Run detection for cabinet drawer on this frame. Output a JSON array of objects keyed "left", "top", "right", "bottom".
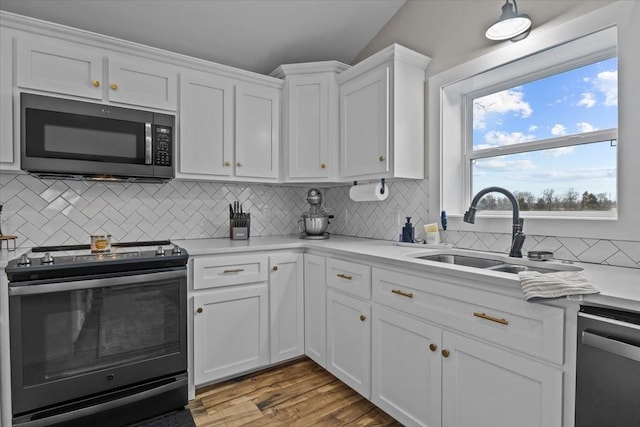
[
  {"left": 193, "top": 254, "right": 268, "bottom": 289},
  {"left": 327, "top": 258, "right": 372, "bottom": 299},
  {"left": 373, "top": 268, "right": 564, "bottom": 364}
]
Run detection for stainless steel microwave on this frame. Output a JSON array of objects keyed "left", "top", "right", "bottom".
[{"left": 21, "top": 93, "right": 175, "bottom": 182}]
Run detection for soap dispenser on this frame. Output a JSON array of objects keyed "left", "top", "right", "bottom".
[{"left": 402, "top": 217, "right": 415, "bottom": 243}]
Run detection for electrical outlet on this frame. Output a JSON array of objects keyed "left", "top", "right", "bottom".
[
  {"left": 344, "top": 207, "right": 349, "bottom": 223},
  {"left": 263, "top": 206, "right": 272, "bottom": 222},
  {"left": 396, "top": 210, "right": 404, "bottom": 226}
]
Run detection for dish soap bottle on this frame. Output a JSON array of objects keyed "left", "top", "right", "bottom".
[{"left": 402, "top": 217, "right": 415, "bottom": 243}]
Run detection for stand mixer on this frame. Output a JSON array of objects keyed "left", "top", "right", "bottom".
[{"left": 299, "top": 189, "right": 333, "bottom": 240}]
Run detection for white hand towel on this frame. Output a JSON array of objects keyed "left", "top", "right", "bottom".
[{"left": 519, "top": 270, "right": 599, "bottom": 301}]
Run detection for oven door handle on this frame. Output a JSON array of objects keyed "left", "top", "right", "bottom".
[
  {"left": 8, "top": 269, "right": 185, "bottom": 296},
  {"left": 582, "top": 330, "right": 640, "bottom": 363},
  {"left": 13, "top": 375, "right": 187, "bottom": 427}
]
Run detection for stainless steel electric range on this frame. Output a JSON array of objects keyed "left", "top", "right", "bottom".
[{"left": 5, "top": 240, "right": 189, "bottom": 427}]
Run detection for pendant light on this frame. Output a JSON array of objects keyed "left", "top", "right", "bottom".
[{"left": 485, "top": 0, "right": 532, "bottom": 41}]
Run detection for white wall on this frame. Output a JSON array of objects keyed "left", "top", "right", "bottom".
[{"left": 356, "top": 0, "right": 615, "bottom": 77}]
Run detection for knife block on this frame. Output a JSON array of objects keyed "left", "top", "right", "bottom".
[{"left": 230, "top": 214, "right": 250, "bottom": 240}]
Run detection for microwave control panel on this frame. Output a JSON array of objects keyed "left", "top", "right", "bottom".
[{"left": 154, "top": 126, "right": 172, "bottom": 166}]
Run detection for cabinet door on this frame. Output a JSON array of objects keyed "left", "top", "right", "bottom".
[
  {"left": 304, "top": 254, "right": 326, "bottom": 367},
  {"left": 287, "top": 74, "right": 330, "bottom": 179},
  {"left": 179, "top": 71, "right": 234, "bottom": 178},
  {"left": 372, "top": 305, "right": 442, "bottom": 427},
  {"left": 1, "top": 28, "right": 17, "bottom": 170},
  {"left": 108, "top": 56, "right": 177, "bottom": 110},
  {"left": 441, "top": 331, "right": 563, "bottom": 427},
  {"left": 235, "top": 83, "right": 280, "bottom": 179},
  {"left": 269, "top": 253, "right": 304, "bottom": 363},
  {"left": 193, "top": 283, "right": 269, "bottom": 385},
  {"left": 326, "top": 289, "right": 371, "bottom": 398},
  {"left": 340, "top": 66, "right": 389, "bottom": 178},
  {"left": 16, "top": 36, "right": 103, "bottom": 99}
]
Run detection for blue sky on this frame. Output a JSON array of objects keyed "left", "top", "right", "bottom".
[{"left": 472, "top": 57, "right": 618, "bottom": 201}]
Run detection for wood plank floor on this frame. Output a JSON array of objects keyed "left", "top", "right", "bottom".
[{"left": 187, "top": 357, "right": 402, "bottom": 427}]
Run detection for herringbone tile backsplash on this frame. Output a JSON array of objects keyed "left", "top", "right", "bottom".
[
  {"left": 1, "top": 173, "right": 638, "bottom": 269},
  {"left": 324, "top": 180, "right": 640, "bottom": 269},
  {"left": 0, "top": 173, "right": 309, "bottom": 248}
]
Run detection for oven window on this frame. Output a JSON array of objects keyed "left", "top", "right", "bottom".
[
  {"left": 25, "top": 109, "right": 145, "bottom": 163},
  {"left": 17, "top": 281, "right": 181, "bottom": 386}
]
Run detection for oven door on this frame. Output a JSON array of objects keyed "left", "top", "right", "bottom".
[{"left": 9, "top": 268, "right": 187, "bottom": 417}]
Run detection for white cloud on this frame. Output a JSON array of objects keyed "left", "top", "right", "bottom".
[
  {"left": 544, "top": 147, "right": 575, "bottom": 157},
  {"left": 473, "top": 88, "right": 532, "bottom": 130},
  {"left": 475, "top": 157, "right": 536, "bottom": 171},
  {"left": 576, "top": 92, "right": 596, "bottom": 108},
  {"left": 475, "top": 130, "right": 535, "bottom": 150},
  {"left": 528, "top": 125, "right": 538, "bottom": 132},
  {"left": 576, "top": 122, "right": 597, "bottom": 133},
  {"left": 595, "top": 70, "right": 617, "bottom": 106},
  {"left": 551, "top": 124, "right": 567, "bottom": 136},
  {"left": 530, "top": 167, "right": 616, "bottom": 181},
  {"left": 584, "top": 70, "right": 618, "bottom": 107}
]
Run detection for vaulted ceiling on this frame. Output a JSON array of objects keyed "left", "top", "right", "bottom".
[{"left": 0, "top": 0, "right": 406, "bottom": 75}]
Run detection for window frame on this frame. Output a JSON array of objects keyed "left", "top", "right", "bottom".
[
  {"left": 463, "top": 50, "right": 618, "bottom": 216},
  {"left": 428, "top": 1, "right": 639, "bottom": 241}
]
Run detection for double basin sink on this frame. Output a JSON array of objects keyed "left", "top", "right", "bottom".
[{"left": 406, "top": 249, "right": 582, "bottom": 274}]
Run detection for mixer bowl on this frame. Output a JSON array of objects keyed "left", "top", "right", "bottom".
[{"left": 301, "top": 216, "right": 329, "bottom": 235}]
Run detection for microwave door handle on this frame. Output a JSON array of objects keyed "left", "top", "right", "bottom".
[{"left": 145, "top": 123, "right": 152, "bottom": 165}]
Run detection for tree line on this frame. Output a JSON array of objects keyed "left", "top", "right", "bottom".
[{"left": 476, "top": 188, "right": 616, "bottom": 211}]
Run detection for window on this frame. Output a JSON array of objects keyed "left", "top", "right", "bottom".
[
  {"left": 468, "top": 57, "right": 618, "bottom": 216},
  {"left": 431, "top": 3, "right": 639, "bottom": 241}
]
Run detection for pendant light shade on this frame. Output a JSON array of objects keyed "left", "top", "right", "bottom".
[{"left": 486, "top": 0, "right": 532, "bottom": 41}]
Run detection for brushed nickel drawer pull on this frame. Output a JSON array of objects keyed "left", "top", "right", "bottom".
[
  {"left": 474, "top": 312, "right": 509, "bottom": 325},
  {"left": 223, "top": 268, "right": 245, "bottom": 274},
  {"left": 391, "top": 289, "right": 413, "bottom": 299},
  {"left": 337, "top": 273, "right": 353, "bottom": 280}
]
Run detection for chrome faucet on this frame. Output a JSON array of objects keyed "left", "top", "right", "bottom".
[{"left": 463, "top": 186, "right": 526, "bottom": 258}]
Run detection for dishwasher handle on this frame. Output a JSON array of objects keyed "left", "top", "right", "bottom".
[{"left": 582, "top": 330, "right": 640, "bottom": 363}]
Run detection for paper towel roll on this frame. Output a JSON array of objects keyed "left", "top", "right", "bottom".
[{"left": 349, "top": 182, "right": 389, "bottom": 202}]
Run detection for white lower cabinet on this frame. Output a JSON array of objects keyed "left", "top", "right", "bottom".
[
  {"left": 269, "top": 253, "right": 304, "bottom": 363},
  {"left": 372, "top": 266, "right": 565, "bottom": 427},
  {"left": 372, "top": 303, "right": 563, "bottom": 427},
  {"left": 304, "top": 254, "right": 327, "bottom": 367},
  {"left": 372, "top": 304, "right": 441, "bottom": 427},
  {"left": 192, "top": 252, "right": 303, "bottom": 387},
  {"left": 441, "top": 331, "right": 562, "bottom": 427},
  {"left": 193, "top": 283, "right": 269, "bottom": 385},
  {"left": 326, "top": 288, "right": 371, "bottom": 399}
]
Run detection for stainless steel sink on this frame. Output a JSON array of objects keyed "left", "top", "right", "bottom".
[
  {"left": 485, "top": 264, "right": 558, "bottom": 274},
  {"left": 414, "top": 254, "right": 504, "bottom": 269},
  {"left": 406, "top": 250, "right": 582, "bottom": 274}
]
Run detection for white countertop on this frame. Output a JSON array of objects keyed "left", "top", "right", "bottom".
[
  {"left": 173, "top": 235, "right": 640, "bottom": 313},
  {"left": 2, "top": 235, "right": 638, "bottom": 311}
]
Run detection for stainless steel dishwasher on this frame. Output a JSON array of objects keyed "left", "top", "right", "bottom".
[{"left": 575, "top": 305, "right": 640, "bottom": 427}]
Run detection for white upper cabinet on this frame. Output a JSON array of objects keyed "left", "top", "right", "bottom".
[
  {"left": 235, "top": 82, "right": 280, "bottom": 180},
  {"left": 178, "top": 70, "right": 235, "bottom": 178},
  {"left": 272, "top": 62, "right": 349, "bottom": 182},
  {"left": 0, "top": 27, "right": 18, "bottom": 170},
  {"left": 178, "top": 72, "right": 281, "bottom": 182},
  {"left": 338, "top": 44, "right": 431, "bottom": 181},
  {"left": 340, "top": 66, "right": 390, "bottom": 178},
  {"left": 16, "top": 36, "right": 103, "bottom": 100},
  {"left": 107, "top": 55, "right": 177, "bottom": 110},
  {"left": 16, "top": 35, "right": 177, "bottom": 110}
]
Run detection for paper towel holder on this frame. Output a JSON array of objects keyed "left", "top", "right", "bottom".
[{"left": 353, "top": 179, "right": 385, "bottom": 194}]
